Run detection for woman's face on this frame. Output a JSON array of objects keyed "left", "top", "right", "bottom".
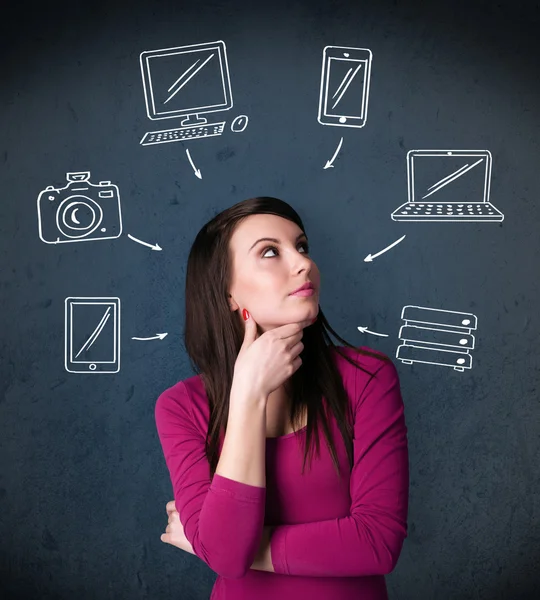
[{"left": 228, "top": 213, "right": 320, "bottom": 332}]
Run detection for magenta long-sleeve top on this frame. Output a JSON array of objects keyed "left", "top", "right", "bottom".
[{"left": 155, "top": 346, "right": 410, "bottom": 599}]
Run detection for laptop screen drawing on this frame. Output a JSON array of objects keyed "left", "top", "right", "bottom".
[{"left": 410, "top": 152, "right": 490, "bottom": 204}]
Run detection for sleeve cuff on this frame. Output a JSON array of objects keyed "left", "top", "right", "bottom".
[
  {"left": 210, "top": 473, "right": 266, "bottom": 503},
  {"left": 270, "top": 525, "right": 289, "bottom": 574}
]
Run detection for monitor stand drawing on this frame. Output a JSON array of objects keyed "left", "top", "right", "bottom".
[{"left": 139, "top": 41, "right": 234, "bottom": 146}]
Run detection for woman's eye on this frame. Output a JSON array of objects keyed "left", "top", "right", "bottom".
[{"left": 262, "top": 242, "right": 309, "bottom": 258}]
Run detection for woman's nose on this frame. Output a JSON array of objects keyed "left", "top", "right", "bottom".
[{"left": 295, "top": 255, "right": 313, "bottom": 272}]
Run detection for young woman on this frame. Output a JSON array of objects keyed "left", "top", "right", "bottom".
[{"left": 156, "top": 197, "right": 409, "bottom": 600}]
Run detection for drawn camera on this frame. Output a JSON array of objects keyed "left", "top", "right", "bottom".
[{"left": 37, "top": 172, "right": 123, "bottom": 244}]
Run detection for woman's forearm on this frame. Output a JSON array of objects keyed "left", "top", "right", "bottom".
[{"left": 215, "top": 386, "right": 267, "bottom": 487}]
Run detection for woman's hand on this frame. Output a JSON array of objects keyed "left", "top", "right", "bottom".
[
  {"left": 161, "top": 500, "right": 274, "bottom": 571},
  {"left": 161, "top": 500, "right": 195, "bottom": 555},
  {"left": 232, "top": 312, "right": 313, "bottom": 401}
]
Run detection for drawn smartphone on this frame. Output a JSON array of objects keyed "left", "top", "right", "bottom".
[
  {"left": 65, "top": 297, "right": 121, "bottom": 373},
  {"left": 318, "top": 45, "right": 372, "bottom": 128}
]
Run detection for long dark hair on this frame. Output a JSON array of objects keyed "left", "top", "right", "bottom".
[{"left": 184, "top": 197, "right": 391, "bottom": 481}]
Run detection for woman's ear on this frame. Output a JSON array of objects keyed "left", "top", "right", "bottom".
[{"left": 227, "top": 293, "right": 239, "bottom": 312}]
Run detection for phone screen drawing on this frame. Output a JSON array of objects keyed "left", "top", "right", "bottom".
[
  {"left": 65, "top": 297, "right": 121, "bottom": 373},
  {"left": 318, "top": 46, "right": 372, "bottom": 128}
]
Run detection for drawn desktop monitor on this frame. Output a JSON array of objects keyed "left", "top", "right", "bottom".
[
  {"left": 391, "top": 149, "right": 504, "bottom": 222},
  {"left": 65, "top": 297, "right": 120, "bottom": 373},
  {"left": 139, "top": 40, "right": 233, "bottom": 145}
]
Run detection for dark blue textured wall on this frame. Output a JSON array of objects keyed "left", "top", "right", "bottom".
[{"left": 1, "top": 0, "right": 539, "bottom": 598}]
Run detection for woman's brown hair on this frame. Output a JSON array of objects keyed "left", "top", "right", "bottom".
[{"left": 184, "top": 197, "right": 391, "bottom": 481}]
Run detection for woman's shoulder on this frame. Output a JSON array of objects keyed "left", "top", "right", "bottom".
[
  {"left": 331, "top": 345, "right": 401, "bottom": 416},
  {"left": 332, "top": 344, "right": 393, "bottom": 373},
  {"left": 332, "top": 344, "right": 398, "bottom": 390},
  {"left": 154, "top": 374, "right": 207, "bottom": 419}
]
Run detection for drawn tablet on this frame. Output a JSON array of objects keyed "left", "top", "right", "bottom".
[
  {"left": 65, "top": 297, "right": 121, "bottom": 373},
  {"left": 318, "top": 45, "right": 372, "bottom": 128}
]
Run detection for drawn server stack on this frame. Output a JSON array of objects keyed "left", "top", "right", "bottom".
[{"left": 396, "top": 306, "right": 478, "bottom": 372}]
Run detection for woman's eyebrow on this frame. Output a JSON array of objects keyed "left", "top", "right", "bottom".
[{"left": 249, "top": 232, "right": 307, "bottom": 253}]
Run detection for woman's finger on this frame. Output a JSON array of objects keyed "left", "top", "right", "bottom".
[
  {"left": 166, "top": 500, "right": 176, "bottom": 513},
  {"left": 169, "top": 511, "right": 180, "bottom": 522}
]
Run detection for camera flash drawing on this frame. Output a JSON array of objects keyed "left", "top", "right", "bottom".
[
  {"left": 391, "top": 150, "right": 504, "bottom": 222},
  {"left": 318, "top": 46, "right": 372, "bottom": 128},
  {"left": 65, "top": 297, "right": 121, "bottom": 373},
  {"left": 37, "top": 172, "right": 122, "bottom": 244},
  {"left": 139, "top": 40, "right": 235, "bottom": 145},
  {"left": 396, "top": 305, "right": 478, "bottom": 372}
]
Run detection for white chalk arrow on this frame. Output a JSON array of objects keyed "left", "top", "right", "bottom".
[
  {"left": 364, "top": 234, "right": 406, "bottom": 262},
  {"left": 127, "top": 234, "right": 162, "bottom": 251},
  {"left": 357, "top": 326, "right": 389, "bottom": 338},
  {"left": 324, "top": 137, "right": 344, "bottom": 169},
  {"left": 186, "top": 148, "right": 202, "bottom": 179},
  {"left": 131, "top": 333, "right": 169, "bottom": 341}
]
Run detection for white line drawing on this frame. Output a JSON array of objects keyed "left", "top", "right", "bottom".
[
  {"left": 231, "top": 114, "right": 249, "bottom": 132},
  {"left": 318, "top": 46, "right": 372, "bottom": 128},
  {"left": 65, "top": 297, "right": 121, "bottom": 373},
  {"left": 357, "top": 326, "right": 389, "bottom": 337},
  {"left": 323, "top": 136, "right": 344, "bottom": 169},
  {"left": 139, "top": 40, "right": 233, "bottom": 146},
  {"left": 186, "top": 148, "right": 202, "bottom": 179},
  {"left": 127, "top": 234, "right": 162, "bottom": 251},
  {"left": 131, "top": 333, "right": 168, "bottom": 341},
  {"left": 364, "top": 234, "right": 406, "bottom": 262},
  {"left": 396, "top": 305, "right": 478, "bottom": 372},
  {"left": 37, "top": 172, "right": 122, "bottom": 244},
  {"left": 391, "top": 150, "right": 504, "bottom": 222}
]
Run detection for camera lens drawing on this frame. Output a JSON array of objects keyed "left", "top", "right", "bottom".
[{"left": 37, "top": 172, "right": 123, "bottom": 244}]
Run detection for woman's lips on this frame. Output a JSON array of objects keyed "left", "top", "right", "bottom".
[{"left": 289, "top": 288, "right": 316, "bottom": 297}]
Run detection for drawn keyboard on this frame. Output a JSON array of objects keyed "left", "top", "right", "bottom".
[
  {"left": 395, "top": 203, "right": 503, "bottom": 218},
  {"left": 140, "top": 122, "right": 226, "bottom": 146}
]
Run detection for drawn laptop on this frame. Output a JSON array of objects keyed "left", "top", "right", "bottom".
[{"left": 391, "top": 149, "right": 504, "bottom": 222}]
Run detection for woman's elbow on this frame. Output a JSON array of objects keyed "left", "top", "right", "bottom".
[{"left": 208, "top": 555, "right": 251, "bottom": 579}]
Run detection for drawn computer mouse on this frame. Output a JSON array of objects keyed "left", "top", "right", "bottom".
[{"left": 231, "top": 114, "right": 249, "bottom": 133}]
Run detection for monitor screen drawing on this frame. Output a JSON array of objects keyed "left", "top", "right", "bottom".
[{"left": 140, "top": 40, "right": 233, "bottom": 125}]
